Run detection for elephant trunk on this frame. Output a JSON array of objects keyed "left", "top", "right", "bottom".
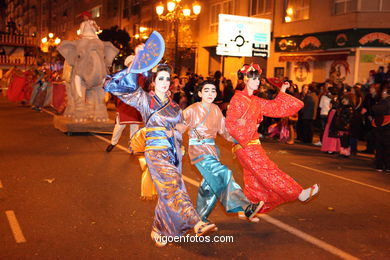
[{"left": 83, "top": 50, "right": 106, "bottom": 88}]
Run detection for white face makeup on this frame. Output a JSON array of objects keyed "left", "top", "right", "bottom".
[
  {"left": 246, "top": 76, "right": 260, "bottom": 91},
  {"left": 198, "top": 84, "right": 217, "bottom": 104},
  {"left": 154, "top": 71, "right": 171, "bottom": 96}
]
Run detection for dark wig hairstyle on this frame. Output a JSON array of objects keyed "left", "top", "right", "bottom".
[
  {"left": 195, "top": 80, "right": 216, "bottom": 102},
  {"left": 152, "top": 64, "right": 172, "bottom": 82}
]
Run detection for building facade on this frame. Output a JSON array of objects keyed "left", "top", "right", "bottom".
[
  {"left": 2, "top": 0, "right": 389, "bottom": 85},
  {"left": 270, "top": 0, "right": 390, "bottom": 87}
]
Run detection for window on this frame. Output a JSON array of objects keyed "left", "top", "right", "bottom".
[
  {"left": 284, "top": 0, "right": 310, "bottom": 23},
  {"left": 250, "top": 0, "right": 272, "bottom": 16},
  {"left": 209, "top": 0, "right": 234, "bottom": 32},
  {"left": 333, "top": 0, "right": 357, "bottom": 14},
  {"left": 333, "top": 0, "right": 390, "bottom": 15}
]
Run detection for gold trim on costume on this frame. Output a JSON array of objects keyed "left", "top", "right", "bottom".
[
  {"left": 138, "top": 156, "right": 157, "bottom": 200},
  {"left": 146, "top": 136, "right": 167, "bottom": 140},
  {"left": 145, "top": 145, "right": 168, "bottom": 150},
  {"left": 145, "top": 127, "right": 166, "bottom": 132},
  {"left": 232, "top": 139, "right": 261, "bottom": 154}
]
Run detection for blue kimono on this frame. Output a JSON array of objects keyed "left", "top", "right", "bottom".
[{"left": 104, "top": 69, "right": 200, "bottom": 236}]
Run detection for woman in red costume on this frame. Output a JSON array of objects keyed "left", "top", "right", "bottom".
[{"left": 225, "top": 64, "right": 319, "bottom": 214}]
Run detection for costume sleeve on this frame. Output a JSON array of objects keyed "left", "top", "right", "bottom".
[
  {"left": 182, "top": 106, "right": 193, "bottom": 127},
  {"left": 216, "top": 107, "right": 234, "bottom": 142},
  {"left": 104, "top": 69, "right": 148, "bottom": 115},
  {"left": 226, "top": 93, "right": 258, "bottom": 146},
  {"left": 180, "top": 106, "right": 193, "bottom": 133},
  {"left": 79, "top": 21, "right": 86, "bottom": 34},
  {"left": 257, "top": 92, "right": 304, "bottom": 119}
]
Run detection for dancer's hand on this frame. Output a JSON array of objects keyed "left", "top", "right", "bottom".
[
  {"left": 135, "top": 44, "right": 145, "bottom": 56},
  {"left": 280, "top": 81, "right": 290, "bottom": 93},
  {"left": 237, "top": 118, "right": 246, "bottom": 126},
  {"left": 175, "top": 123, "right": 187, "bottom": 134}
]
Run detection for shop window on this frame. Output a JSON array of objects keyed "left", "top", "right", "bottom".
[
  {"left": 209, "top": 0, "right": 234, "bottom": 32},
  {"left": 284, "top": 0, "right": 310, "bottom": 23},
  {"left": 274, "top": 67, "right": 285, "bottom": 78},
  {"left": 250, "top": 0, "right": 272, "bottom": 16}
]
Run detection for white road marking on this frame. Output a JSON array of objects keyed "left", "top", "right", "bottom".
[
  {"left": 259, "top": 215, "right": 359, "bottom": 260},
  {"left": 93, "top": 134, "right": 129, "bottom": 153},
  {"left": 5, "top": 210, "right": 26, "bottom": 243},
  {"left": 182, "top": 175, "right": 200, "bottom": 187},
  {"left": 291, "top": 162, "right": 390, "bottom": 193},
  {"left": 41, "top": 108, "right": 56, "bottom": 116},
  {"left": 93, "top": 134, "right": 360, "bottom": 259}
]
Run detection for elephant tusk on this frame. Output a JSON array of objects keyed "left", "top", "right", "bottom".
[{"left": 74, "top": 74, "right": 83, "bottom": 98}]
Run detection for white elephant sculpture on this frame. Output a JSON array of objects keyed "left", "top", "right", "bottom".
[{"left": 57, "top": 38, "right": 119, "bottom": 122}]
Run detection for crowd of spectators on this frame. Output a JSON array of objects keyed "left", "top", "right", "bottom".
[{"left": 165, "top": 64, "right": 390, "bottom": 173}]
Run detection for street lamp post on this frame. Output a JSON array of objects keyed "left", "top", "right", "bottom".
[
  {"left": 41, "top": 33, "right": 61, "bottom": 68},
  {"left": 156, "top": 0, "right": 201, "bottom": 74}
]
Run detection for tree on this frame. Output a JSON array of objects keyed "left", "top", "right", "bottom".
[{"left": 99, "top": 26, "right": 132, "bottom": 68}]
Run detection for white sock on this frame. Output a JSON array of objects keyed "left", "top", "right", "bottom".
[{"left": 298, "top": 184, "right": 319, "bottom": 201}]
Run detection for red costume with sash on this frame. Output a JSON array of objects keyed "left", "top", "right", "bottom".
[{"left": 226, "top": 88, "right": 304, "bottom": 213}]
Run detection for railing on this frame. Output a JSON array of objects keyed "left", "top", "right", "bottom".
[
  {"left": 0, "top": 34, "right": 37, "bottom": 46},
  {"left": 0, "top": 55, "right": 36, "bottom": 66}
]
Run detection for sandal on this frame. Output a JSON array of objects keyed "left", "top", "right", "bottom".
[
  {"left": 195, "top": 221, "right": 217, "bottom": 237},
  {"left": 244, "top": 201, "right": 264, "bottom": 220},
  {"left": 303, "top": 184, "right": 320, "bottom": 202},
  {"left": 238, "top": 211, "right": 260, "bottom": 223}
]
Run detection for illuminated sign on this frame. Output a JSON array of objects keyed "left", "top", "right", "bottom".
[{"left": 216, "top": 14, "right": 271, "bottom": 57}]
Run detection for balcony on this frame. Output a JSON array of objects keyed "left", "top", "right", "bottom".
[
  {"left": 0, "top": 55, "right": 36, "bottom": 66},
  {"left": 0, "top": 33, "right": 37, "bottom": 47}
]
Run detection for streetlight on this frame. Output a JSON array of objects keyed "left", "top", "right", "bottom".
[
  {"left": 155, "top": 0, "right": 201, "bottom": 74},
  {"left": 41, "top": 33, "right": 61, "bottom": 68}
]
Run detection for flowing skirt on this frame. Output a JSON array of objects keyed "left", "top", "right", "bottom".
[
  {"left": 321, "top": 110, "right": 340, "bottom": 153},
  {"left": 145, "top": 149, "right": 200, "bottom": 236},
  {"left": 235, "top": 144, "right": 303, "bottom": 213}
]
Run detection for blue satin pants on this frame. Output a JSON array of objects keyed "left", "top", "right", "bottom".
[{"left": 195, "top": 155, "right": 250, "bottom": 221}]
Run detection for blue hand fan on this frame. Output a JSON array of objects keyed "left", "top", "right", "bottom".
[{"left": 129, "top": 31, "right": 165, "bottom": 73}]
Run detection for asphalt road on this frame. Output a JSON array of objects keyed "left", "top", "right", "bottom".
[{"left": 1, "top": 96, "right": 389, "bottom": 260}]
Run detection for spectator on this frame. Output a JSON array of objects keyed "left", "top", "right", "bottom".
[
  {"left": 316, "top": 87, "right": 332, "bottom": 146},
  {"left": 333, "top": 95, "right": 354, "bottom": 157},
  {"left": 300, "top": 84, "right": 318, "bottom": 143},
  {"left": 213, "top": 70, "right": 223, "bottom": 102},
  {"left": 235, "top": 65, "right": 247, "bottom": 91},
  {"left": 361, "top": 84, "right": 380, "bottom": 153},
  {"left": 372, "top": 83, "right": 390, "bottom": 172},
  {"left": 349, "top": 86, "right": 364, "bottom": 155},
  {"left": 374, "top": 66, "right": 386, "bottom": 84},
  {"left": 221, "top": 79, "right": 234, "bottom": 116}
]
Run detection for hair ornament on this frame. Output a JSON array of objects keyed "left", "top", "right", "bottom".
[{"left": 240, "top": 64, "right": 262, "bottom": 75}]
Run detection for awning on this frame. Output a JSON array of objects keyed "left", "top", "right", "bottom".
[{"left": 279, "top": 51, "right": 350, "bottom": 62}]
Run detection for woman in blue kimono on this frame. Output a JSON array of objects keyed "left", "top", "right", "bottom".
[{"left": 104, "top": 47, "right": 216, "bottom": 247}]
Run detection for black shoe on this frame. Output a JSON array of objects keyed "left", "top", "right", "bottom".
[
  {"left": 106, "top": 144, "right": 116, "bottom": 152},
  {"left": 244, "top": 201, "right": 264, "bottom": 220},
  {"left": 360, "top": 149, "right": 374, "bottom": 154}
]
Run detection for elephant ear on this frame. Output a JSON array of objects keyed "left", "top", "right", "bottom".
[
  {"left": 57, "top": 40, "right": 77, "bottom": 66},
  {"left": 103, "top": 41, "right": 119, "bottom": 67}
]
